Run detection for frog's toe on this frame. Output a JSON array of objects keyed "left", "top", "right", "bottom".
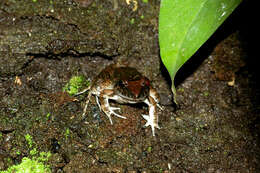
[
  {"left": 110, "top": 107, "right": 121, "bottom": 111},
  {"left": 114, "top": 113, "right": 127, "bottom": 119},
  {"left": 109, "top": 107, "right": 126, "bottom": 119},
  {"left": 107, "top": 115, "right": 113, "bottom": 125},
  {"left": 105, "top": 111, "right": 126, "bottom": 125},
  {"left": 112, "top": 111, "right": 126, "bottom": 119},
  {"left": 157, "top": 104, "right": 163, "bottom": 110}
]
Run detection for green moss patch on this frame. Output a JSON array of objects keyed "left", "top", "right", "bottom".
[
  {"left": 1, "top": 152, "right": 51, "bottom": 173},
  {"left": 63, "top": 75, "right": 89, "bottom": 95}
]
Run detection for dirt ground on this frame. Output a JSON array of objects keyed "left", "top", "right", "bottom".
[{"left": 0, "top": 0, "right": 259, "bottom": 172}]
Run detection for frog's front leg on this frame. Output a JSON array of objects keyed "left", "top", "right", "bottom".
[
  {"left": 99, "top": 89, "right": 127, "bottom": 124},
  {"left": 142, "top": 93, "right": 160, "bottom": 136}
]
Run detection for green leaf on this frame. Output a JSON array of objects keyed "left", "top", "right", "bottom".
[{"left": 159, "top": 0, "right": 241, "bottom": 103}]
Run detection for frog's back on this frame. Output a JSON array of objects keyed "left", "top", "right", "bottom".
[
  {"left": 114, "top": 67, "right": 143, "bottom": 82},
  {"left": 90, "top": 64, "right": 118, "bottom": 92},
  {"left": 91, "top": 64, "right": 143, "bottom": 91},
  {"left": 93, "top": 64, "right": 131, "bottom": 83}
]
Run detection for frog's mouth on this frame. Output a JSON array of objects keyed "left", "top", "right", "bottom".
[{"left": 116, "top": 93, "right": 146, "bottom": 103}]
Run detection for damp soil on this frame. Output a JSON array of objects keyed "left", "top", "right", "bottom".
[{"left": 0, "top": 0, "right": 259, "bottom": 172}]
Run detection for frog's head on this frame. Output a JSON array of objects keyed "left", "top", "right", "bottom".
[{"left": 115, "top": 77, "right": 150, "bottom": 101}]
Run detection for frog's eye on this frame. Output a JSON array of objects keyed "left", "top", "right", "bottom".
[
  {"left": 119, "top": 80, "right": 128, "bottom": 87},
  {"left": 123, "top": 81, "right": 128, "bottom": 86},
  {"left": 140, "top": 78, "right": 150, "bottom": 87},
  {"left": 140, "top": 79, "right": 145, "bottom": 86}
]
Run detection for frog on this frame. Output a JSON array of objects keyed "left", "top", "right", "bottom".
[{"left": 77, "top": 63, "right": 162, "bottom": 136}]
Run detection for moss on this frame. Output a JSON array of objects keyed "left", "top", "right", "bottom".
[
  {"left": 30, "top": 148, "right": 38, "bottom": 156},
  {"left": 1, "top": 151, "right": 51, "bottom": 173},
  {"left": 65, "top": 128, "right": 70, "bottom": 140},
  {"left": 46, "top": 113, "right": 51, "bottom": 120},
  {"left": 203, "top": 91, "right": 209, "bottom": 97},
  {"left": 25, "top": 134, "right": 33, "bottom": 148},
  {"left": 1, "top": 157, "right": 50, "bottom": 173},
  {"left": 63, "top": 75, "right": 89, "bottom": 95},
  {"left": 147, "top": 146, "right": 152, "bottom": 153},
  {"left": 130, "top": 18, "right": 135, "bottom": 24},
  {"left": 16, "top": 150, "right": 21, "bottom": 155}
]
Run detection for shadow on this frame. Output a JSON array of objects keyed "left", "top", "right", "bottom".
[
  {"left": 160, "top": 1, "right": 260, "bottom": 168},
  {"left": 238, "top": 1, "right": 260, "bottom": 108},
  {"left": 238, "top": 0, "right": 260, "bottom": 168}
]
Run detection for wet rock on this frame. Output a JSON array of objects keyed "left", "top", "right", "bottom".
[{"left": 0, "top": 53, "right": 29, "bottom": 77}]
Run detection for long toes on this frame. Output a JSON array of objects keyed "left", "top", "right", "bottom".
[
  {"left": 109, "top": 107, "right": 125, "bottom": 119},
  {"left": 113, "top": 112, "right": 126, "bottom": 119},
  {"left": 110, "top": 107, "right": 121, "bottom": 111},
  {"left": 157, "top": 104, "right": 163, "bottom": 110},
  {"left": 108, "top": 115, "right": 113, "bottom": 125}
]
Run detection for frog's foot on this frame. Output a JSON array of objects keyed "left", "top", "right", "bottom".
[
  {"left": 100, "top": 92, "right": 127, "bottom": 124},
  {"left": 103, "top": 106, "right": 126, "bottom": 125},
  {"left": 142, "top": 114, "right": 160, "bottom": 136}
]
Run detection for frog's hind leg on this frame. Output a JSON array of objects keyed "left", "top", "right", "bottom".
[{"left": 99, "top": 89, "right": 126, "bottom": 125}]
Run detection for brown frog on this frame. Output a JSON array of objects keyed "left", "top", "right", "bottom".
[{"left": 77, "top": 64, "right": 162, "bottom": 136}]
